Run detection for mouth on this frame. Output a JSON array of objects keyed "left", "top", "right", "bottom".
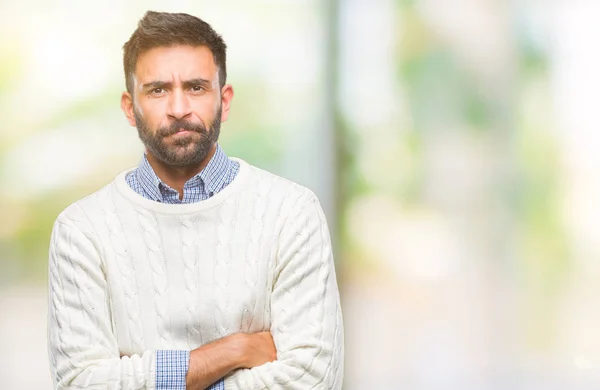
[{"left": 172, "top": 129, "right": 194, "bottom": 136}]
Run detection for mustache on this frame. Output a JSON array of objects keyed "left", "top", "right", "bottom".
[{"left": 156, "top": 120, "right": 207, "bottom": 137}]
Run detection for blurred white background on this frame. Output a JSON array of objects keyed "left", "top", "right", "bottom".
[{"left": 2, "top": 0, "right": 600, "bottom": 388}]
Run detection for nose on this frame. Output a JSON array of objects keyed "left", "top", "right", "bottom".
[{"left": 167, "top": 88, "right": 192, "bottom": 120}]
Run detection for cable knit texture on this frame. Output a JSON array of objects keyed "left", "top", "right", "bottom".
[{"left": 47, "top": 158, "right": 344, "bottom": 389}]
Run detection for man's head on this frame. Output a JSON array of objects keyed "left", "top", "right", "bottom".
[{"left": 121, "top": 11, "right": 233, "bottom": 168}]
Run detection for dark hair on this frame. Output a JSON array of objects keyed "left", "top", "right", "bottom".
[{"left": 122, "top": 10, "right": 227, "bottom": 94}]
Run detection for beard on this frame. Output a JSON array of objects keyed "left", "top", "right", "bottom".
[{"left": 134, "top": 106, "right": 222, "bottom": 167}]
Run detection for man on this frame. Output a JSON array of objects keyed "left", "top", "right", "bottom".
[{"left": 47, "top": 10, "right": 344, "bottom": 390}]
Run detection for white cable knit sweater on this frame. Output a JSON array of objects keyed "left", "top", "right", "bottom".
[{"left": 47, "top": 158, "right": 344, "bottom": 389}]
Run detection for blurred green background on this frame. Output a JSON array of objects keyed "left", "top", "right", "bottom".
[{"left": 2, "top": 0, "right": 600, "bottom": 388}]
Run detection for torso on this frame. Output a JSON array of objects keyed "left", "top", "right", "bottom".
[{"left": 70, "top": 161, "right": 308, "bottom": 356}]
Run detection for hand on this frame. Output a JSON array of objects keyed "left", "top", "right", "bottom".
[
  {"left": 238, "top": 331, "right": 277, "bottom": 368},
  {"left": 186, "top": 331, "right": 277, "bottom": 390}
]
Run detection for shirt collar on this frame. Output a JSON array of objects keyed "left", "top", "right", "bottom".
[
  {"left": 196, "top": 144, "right": 232, "bottom": 195},
  {"left": 135, "top": 144, "right": 233, "bottom": 202},
  {"left": 135, "top": 153, "right": 163, "bottom": 202}
]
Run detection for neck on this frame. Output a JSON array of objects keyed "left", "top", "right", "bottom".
[{"left": 146, "top": 144, "right": 217, "bottom": 199}]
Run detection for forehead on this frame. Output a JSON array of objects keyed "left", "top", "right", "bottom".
[{"left": 134, "top": 45, "right": 217, "bottom": 82}]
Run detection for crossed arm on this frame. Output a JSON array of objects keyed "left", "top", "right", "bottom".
[
  {"left": 184, "top": 332, "right": 276, "bottom": 390},
  {"left": 48, "top": 196, "right": 343, "bottom": 389}
]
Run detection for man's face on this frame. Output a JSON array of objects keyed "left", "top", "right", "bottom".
[{"left": 122, "top": 45, "right": 232, "bottom": 167}]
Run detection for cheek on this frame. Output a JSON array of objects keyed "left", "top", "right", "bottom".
[
  {"left": 191, "top": 96, "right": 220, "bottom": 120},
  {"left": 134, "top": 103, "right": 145, "bottom": 118},
  {"left": 137, "top": 99, "right": 168, "bottom": 127},
  {"left": 133, "top": 96, "right": 153, "bottom": 118}
]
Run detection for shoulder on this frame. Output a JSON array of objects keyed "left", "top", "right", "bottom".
[
  {"left": 238, "top": 161, "right": 321, "bottom": 220},
  {"left": 243, "top": 162, "right": 317, "bottom": 200},
  {"left": 241, "top": 162, "right": 319, "bottom": 211},
  {"left": 53, "top": 175, "right": 124, "bottom": 229}
]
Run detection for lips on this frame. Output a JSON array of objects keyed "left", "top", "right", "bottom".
[
  {"left": 157, "top": 121, "right": 205, "bottom": 137},
  {"left": 170, "top": 128, "right": 200, "bottom": 137}
]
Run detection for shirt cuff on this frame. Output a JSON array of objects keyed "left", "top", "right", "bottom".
[{"left": 155, "top": 350, "right": 190, "bottom": 390}]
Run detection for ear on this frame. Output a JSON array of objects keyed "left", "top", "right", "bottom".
[
  {"left": 121, "top": 91, "right": 137, "bottom": 127},
  {"left": 220, "top": 84, "right": 234, "bottom": 123}
]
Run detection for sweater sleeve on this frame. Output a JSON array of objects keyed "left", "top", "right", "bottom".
[
  {"left": 224, "top": 195, "right": 345, "bottom": 390},
  {"left": 47, "top": 215, "right": 157, "bottom": 389}
]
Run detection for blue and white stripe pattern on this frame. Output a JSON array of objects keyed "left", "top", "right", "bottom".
[
  {"left": 155, "top": 350, "right": 225, "bottom": 389},
  {"left": 127, "top": 143, "right": 238, "bottom": 389},
  {"left": 126, "top": 143, "right": 240, "bottom": 204},
  {"left": 155, "top": 350, "right": 189, "bottom": 389}
]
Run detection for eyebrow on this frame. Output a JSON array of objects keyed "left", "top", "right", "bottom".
[{"left": 141, "top": 78, "right": 212, "bottom": 91}]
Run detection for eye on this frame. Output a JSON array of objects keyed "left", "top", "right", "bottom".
[
  {"left": 190, "top": 85, "right": 204, "bottom": 92},
  {"left": 150, "top": 88, "right": 165, "bottom": 94}
]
